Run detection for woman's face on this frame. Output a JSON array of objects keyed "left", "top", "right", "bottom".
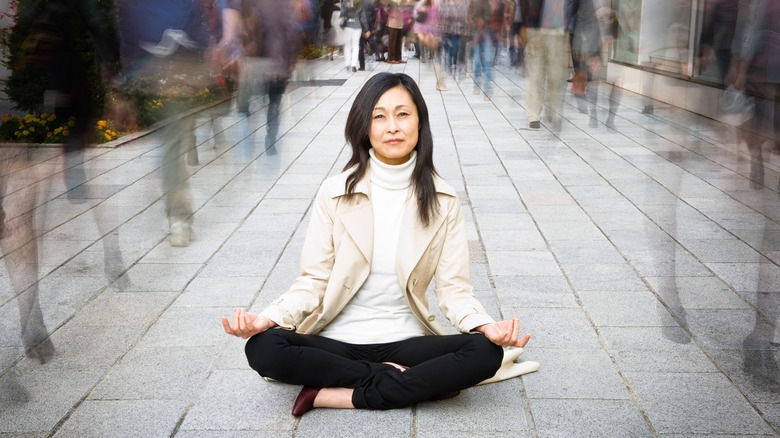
[{"left": 369, "top": 85, "right": 419, "bottom": 165}]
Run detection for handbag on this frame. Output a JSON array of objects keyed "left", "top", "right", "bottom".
[
  {"left": 719, "top": 85, "right": 754, "bottom": 126},
  {"left": 339, "top": 14, "right": 348, "bottom": 28},
  {"left": 415, "top": 10, "right": 427, "bottom": 23}
]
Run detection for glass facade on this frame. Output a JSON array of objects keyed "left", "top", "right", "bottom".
[{"left": 611, "top": 0, "right": 731, "bottom": 86}]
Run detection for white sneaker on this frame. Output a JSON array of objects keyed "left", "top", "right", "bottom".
[{"left": 169, "top": 221, "right": 191, "bottom": 247}]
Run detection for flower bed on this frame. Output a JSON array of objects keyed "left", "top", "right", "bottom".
[{"left": 0, "top": 84, "right": 219, "bottom": 146}]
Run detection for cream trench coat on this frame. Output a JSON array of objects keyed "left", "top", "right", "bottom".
[{"left": 260, "top": 168, "right": 539, "bottom": 383}]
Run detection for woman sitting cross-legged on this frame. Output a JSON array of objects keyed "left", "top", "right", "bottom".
[{"left": 222, "top": 72, "right": 537, "bottom": 417}]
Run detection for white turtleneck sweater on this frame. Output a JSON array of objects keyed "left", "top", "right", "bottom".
[{"left": 318, "top": 149, "right": 428, "bottom": 344}]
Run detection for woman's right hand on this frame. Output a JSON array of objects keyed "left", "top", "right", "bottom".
[{"left": 221, "top": 308, "right": 277, "bottom": 339}]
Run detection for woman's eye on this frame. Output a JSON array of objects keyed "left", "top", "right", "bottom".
[{"left": 373, "top": 114, "right": 384, "bottom": 119}]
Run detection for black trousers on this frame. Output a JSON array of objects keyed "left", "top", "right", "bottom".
[{"left": 245, "top": 329, "right": 503, "bottom": 410}]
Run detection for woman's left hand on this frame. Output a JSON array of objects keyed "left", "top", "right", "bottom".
[{"left": 477, "top": 319, "right": 530, "bottom": 348}]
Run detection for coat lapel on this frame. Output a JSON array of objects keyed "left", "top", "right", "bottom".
[
  {"left": 340, "top": 199, "right": 373, "bottom": 263},
  {"left": 333, "top": 173, "right": 374, "bottom": 264}
]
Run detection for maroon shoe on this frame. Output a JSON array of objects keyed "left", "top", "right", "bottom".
[{"left": 292, "top": 386, "right": 321, "bottom": 417}]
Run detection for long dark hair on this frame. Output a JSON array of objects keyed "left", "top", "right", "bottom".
[{"left": 343, "top": 72, "right": 439, "bottom": 227}]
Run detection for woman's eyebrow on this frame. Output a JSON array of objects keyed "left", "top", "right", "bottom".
[{"left": 373, "top": 105, "right": 412, "bottom": 111}]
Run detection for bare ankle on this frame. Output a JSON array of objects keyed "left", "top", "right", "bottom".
[{"left": 313, "top": 387, "right": 355, "bottom": 409}]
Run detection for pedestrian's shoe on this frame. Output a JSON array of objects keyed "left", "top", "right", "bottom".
[
  {"left": 642, "top": 105, "right": 653, "bottom": 115},
  {"left": 169, "top": 221, "right": 191, "bottom": 247},
  {"left": 529, "top": 121, "right": 540, "bottom": 129},
  {"left": 352, "top": 66, "right": 357, "bottom": 72},
  {"left": 292, "top": 386, "right": 321, "bottom": 417},
  {"left": 186, "top": 148, "right": 199, "bottom": 166}
]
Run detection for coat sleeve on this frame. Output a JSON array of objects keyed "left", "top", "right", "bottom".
[
  {"left": 433, "top": 196, "right": 496, "bottom": 333},
  {"left": 260, "top": 182, "right": 337, "bottom": 330}
]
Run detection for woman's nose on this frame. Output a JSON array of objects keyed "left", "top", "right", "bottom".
[{"left": 387, "top": 116, "right": 399, "bottom": 132}]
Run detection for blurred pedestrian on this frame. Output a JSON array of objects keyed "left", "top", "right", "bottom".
[
  {"left": 386, "top": 0, "right": 406, "bottom": 63},
  {"left": 321, "top": 0, "right": 340, "bottom": 60},
  {"left": 341, "top": 0, "right": 364, "bottom": 71},
  {"left": 570, "top": 0, "right": 612, "bottom": 127},
  {"left": 116, "top": 0, "right": 243, "bottom": 246},
  {"left": 470, "top": 0, "right": 503, "bottom": 96},
  {"left": 523, "top": 0, "right": 574, "bottom": 129},
  {"left": 238, "top": 0, "right": 301, "bottom": 150}
]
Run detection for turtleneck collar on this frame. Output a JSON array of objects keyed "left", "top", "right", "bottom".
[{"left": 368, "top": 148, "right": 417, "bottom": 190}]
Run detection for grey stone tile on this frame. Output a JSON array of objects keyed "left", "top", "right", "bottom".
[
  {"left": 578, "top": 290, "right": 673, "bottom": 327},
  {"left": 0, "top": 368, "right": 102, "bottom": 434},
  {"left": 756, "top": 401, "right": 780, "bottom": 431},
  {"left": 114, "top": 263, "right": 202, "bottom": 292},
  {"left": 296, "top": 408, "right": 412, "bottom": 437},
  {"left": 140, "top": 237, "right": 226, "bottom": 264},
  {"left": 470, "top": 198, "right": 528, "bottom": 214},
  {"left": 705, "top": 348, "right": 780, "bottom": 405},
  {"left": 16, "top": 322, "right": 138, "bottom": 372},
  {"left": 53, "top": 400, "right": 187, "bottom": 438},
  {"left": 606, "top": 341, "right": 718, "bottom": 374},
  {"left": 548, "top": 240, "right": 625, "bottom": 265},
  {"left": 198, "top": 249, "right": 279, "bottom": 277},
  {"left": 529, "top": 399, "right": 653, "bottom": 438},
  {"left": 417, "top": 379, "right": 530, "bottom": 433},
  {"left": 645, "top": 276, "right": 751, "bottom": 310},
  {"left": 493, "top": 275, "right": 577, "bottom": 308},
  {"left": 562, "top": 263, "right": 648, "bottom": 291},
  {"left": 67, "top": 291, "right": 176, "bottom": 327},
  {"left": 473, "top": 212, "right": 537, "bottom": 231},
  {"left": 138, "top": 307, "right": 233, "bottom": 348},
  {"left": 625, "top": 372, "right": 776, "bottom": 435},
  {"left": 193, "top": 204, "right": 253, "bottom": 224},
  {"left": 176, "top": 431, "right": 290, "bottom": 438},
  {"left": 707, "top": 262, "right": 780, "bottom": 292},
  {"left": 90, "top": 346, "right": 218, "bottom": 400},
  {"left": 621, "top": 247, "right": 713, "bottom": 277},
  {"left": 241, "top": 212, "right": 305, "bottom": 232},
  {"left": 684, "top": 308, "right": 764, "bottom": 350},
  {"left": 174, "top": 275, "right": 264, "bottom": 308},
  {"left": 504, "top": 307, "right": 601, "bottom": 349},
  {"left": 487, "top": 250, "right": 561, "bottom": 276},
  {"left": 523, "top": 348, "right": 630, "bottom": 399},
  {"left": 481, "top": 229, "right": 548, "bottom": 251},
  {"left": 179, "top": 370, "right": 297, "bottom": 431},
  {"left": 536, "top": 220, "right": 606, "bottom": 241}
]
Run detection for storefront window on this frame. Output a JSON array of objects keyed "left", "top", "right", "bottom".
[{"left": 611, "top": 0, "right": 730, "bottom": 86}]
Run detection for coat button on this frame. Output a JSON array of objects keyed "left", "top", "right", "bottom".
[{"left": 427, "top": 315, "right": 435, "bottom": 321}]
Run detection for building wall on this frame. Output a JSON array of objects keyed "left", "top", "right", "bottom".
[{"left": 607, "top": 62, "right": 724, "bottom": 122}]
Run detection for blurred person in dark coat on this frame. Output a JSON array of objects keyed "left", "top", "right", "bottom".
[
  {"left": 726, "top": 0, "right": 780, "bottom": 390},
  {"left": 237, "top": 0, "right": 301, "bottom": 149},
  {"left": 570, "top": 0, "right": 615, "bottom": 128},
  {"left": 1, "top": 0, "right": 119, "bottom": 380}
]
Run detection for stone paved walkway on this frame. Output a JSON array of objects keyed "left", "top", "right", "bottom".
[{"left": 1, "top": 54, "right": 779, "bottom": 437}]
